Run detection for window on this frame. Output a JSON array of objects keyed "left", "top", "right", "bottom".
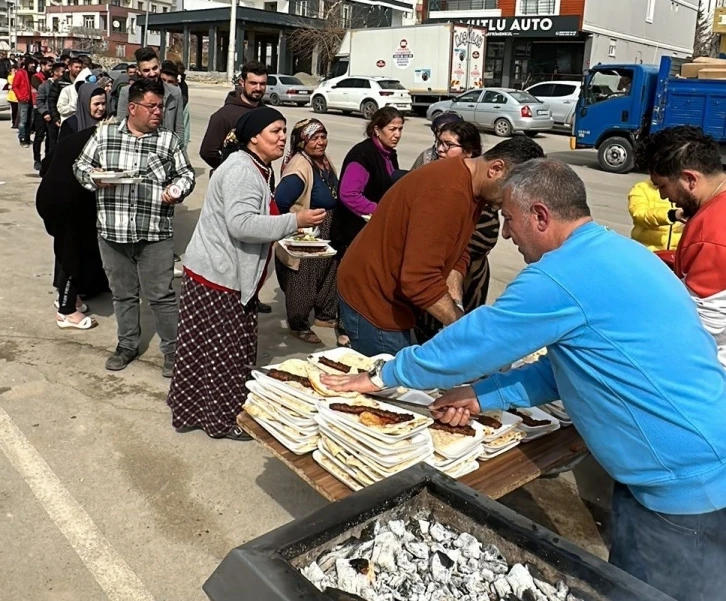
[
  {"left": 279, "top": 76, "right": 303, "bottom": 85},
  {"left": 137, "top": 1, "right": 143, "bottom": 10},
  {"left": 264, "top": 1, "right": 276, "bottom": 10},
  {"left": 116, "top": 44, "right": 125, "bottom": 57},
  {"left": 510, "top": 91, "right": 538, "bottom": 103},
  {"left": 335, "top": 78, "right": 356, "bottom": 88},
  {"left": 341, "top": 3, "right": 352, "bottom": 27},
  {"left": 83, "top": 14, "right": 94, "bottom": 27},
  {"left": 528, "top": 83, "right": 555, "bottom": 97},
  {"left": 150, "top": 4, "right": 156, "bottom": 11},
  {"left": 608, "top": 39, "right": 617, "bottom": 58},
  {"left": 291, "top": 0, "right": 307, "bottom": 16},
  {"left": 354, "top": 78, "right": 371, "bottom": 89},
  {"left": 130, "top": 17, "right": 135, "bottom": 32},
  {"left": 455, "top": 90, "right": 482, "bottom": 103},
  {"left": 112, "top": 18, "right": 126, "bottom": 32},
  {"left": 52, "top": 17, "right": 58, "bottom": 30},
  {"left": 552, "top": 84, "right": 577, "bottom": 97},
  {"left": 267, "top": 75, "right": 277, "bottom": 85},
  {"left": 37, "top": 17, "right": 45, "bottom": 30},
  {"left": 518, "top": 0, "right": 556, "bottom": 15},
  {"left": 112, "top": 0, "right": 120, "bottom": 5},
  {"left": 646, "top": 0, "right": 655, "bottom": 23},
  {"left": 377, "top": 79, "right": 406, "bottom": 90},
  {"left": 37, "top": 0, "right": 44, "bottom": 11},
  {"left": 162, "top": 6, "right": 167, "bottom": 11},
  {"left": 585, "top": 69, "right": 633, "bottom": 105},
  {"left": 481, "top": 91, "right": 507, "bottom": 104}
]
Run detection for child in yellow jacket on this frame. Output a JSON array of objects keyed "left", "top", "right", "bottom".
[{"left": 628, "top": 180, "right": 683, "bottom": 251}]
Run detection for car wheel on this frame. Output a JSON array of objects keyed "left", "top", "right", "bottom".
[
  {"left": 598, "top": 136, "right": 635, "bottom": 174},
  {"left": 312, "top": 96, "right": 328, "bottom": 114},
  {"left": 361, "top": 100, "right": 378, "bottom": 120},
  {"left": 493, "top": 118, "right": 513, "bottom": 138},
  {"left": 430, "top": 110, "right": 443, "bottom": 121},
  {"left": 524, "top": 131, "right": 539, "bottom": 138},
  {"left": 269, "top": 93, "right": 281, "bottom": 106}
]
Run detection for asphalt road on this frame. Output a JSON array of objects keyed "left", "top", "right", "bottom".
[{"left": 0, "top": 83, "right": 641, "bottom": 601}]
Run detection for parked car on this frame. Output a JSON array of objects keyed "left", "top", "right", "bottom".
[
  {"left": 427, "top": 88, "right": 554, "bottom": 137},
  {"left": 311, "top": 75, "right": 412, "bottom": 119},
  {"left": 0, "top": 78, "right": 9, "bottom": 114},
  {"left": 264, "top": 74, "right": 314, "bottom": 106},
  {"left": 111, "top": 62, "right": 130, "bottom": 72},
  {"left": 525, "top": 80, "right": 581, "bottom": 128}
]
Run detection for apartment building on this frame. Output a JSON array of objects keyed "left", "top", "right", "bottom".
[
  {"left": 14, "top": 0, "right": 172, "bottom": 57},
  {"left": 0, "top": 0, "right": 12, "bottom": 49},
  {"left": 423, "top": 0, "right": 696, "bottom": 87}
]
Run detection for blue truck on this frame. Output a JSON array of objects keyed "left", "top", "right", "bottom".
[{"left": 571, "top": 56, "right": 726, "bottom": 173}]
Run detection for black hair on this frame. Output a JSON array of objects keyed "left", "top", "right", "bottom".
[
  {"left": 483, "top": 135, "right": 545, "bottom": 166},
  {"left": 60, "top": 53, "right": 71, "bottom": 60},
  {"left": 51, "top": 62, "right": 65, "bottom": 73},
  {"left": 134, "top": 46, "right": 158, "bottom": 65},
  {"left": 160, "top": 59, "right": 179, "bottom": 78},
  {"left": 69, "top": 57, "right": 83, "bottom": 66},
  {"left": 39, "top": 57, "right": 52, "bottom": 67},
  {"left": 176, "top": 61, "right": 186, "bottom": 74},
  {"left": 128, "top": 77, "right": 165, "bottom": 103},
  {"left": 240, "top": 60, "right": 267, "bottom": 80},
  {"left": 126, "top": 63, "right": 137, "bottom": 71},
  {"left": 80, "top": 55, "right": 92, "bottom": 67},
  {"left": 439, "top": 121, "right": 482, "bottom": 157},
  {"left": 636, "top": 126, "right": 723, "bottom": 177},
  {"left": 366, "top": 106, "right": 404, "bottom": 138}
]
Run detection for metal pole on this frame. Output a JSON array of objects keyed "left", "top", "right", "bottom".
[
  {"left": 143, "top": 2, "right": 149, "bottom": 46},
  {"left": 226, "top": 0, "right": 236, "bottom": 84}
]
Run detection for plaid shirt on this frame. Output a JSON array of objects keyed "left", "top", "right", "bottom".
[{"left": 73, "top": 120, "right": 196, "bottom": 244}]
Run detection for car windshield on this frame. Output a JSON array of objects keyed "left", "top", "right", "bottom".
[
  {"left": 509, "top": 91, "right": 540, "bottom": 104},
  {"left": 279, "top": 76, "right": 304, "bottom": 85},
  {"left": 378, "top": 80, "right": 406, "bottom": 90}
]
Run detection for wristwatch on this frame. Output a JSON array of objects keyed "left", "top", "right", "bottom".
[{"left": 367, "top": 359, "right": 387, "bottom": 389}]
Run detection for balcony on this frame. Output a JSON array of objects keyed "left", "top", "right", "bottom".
[
  {"left": 428, "top": 0, "right": 497, "bottom": 10},
  {"left": 16, "top": 3, "right": 39, "bottom": 13}
]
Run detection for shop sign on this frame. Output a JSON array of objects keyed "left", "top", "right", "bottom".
[{"left": 426, "top": 15, "right": 581, "bottom": 38}]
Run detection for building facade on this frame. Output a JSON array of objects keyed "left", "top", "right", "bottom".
[{"left": 423, "top": 0, "right": 696, "bottom": 88}]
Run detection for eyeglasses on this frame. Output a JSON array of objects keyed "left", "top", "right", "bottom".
[
  {"left": 436, "top": 139, "right": 462, "bottom": 152},
  {"left": 133, "top": 102, "right": 164, "bottom": 114}
]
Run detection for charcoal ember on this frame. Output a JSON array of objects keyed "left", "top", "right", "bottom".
[
  {"left": 319, "top": 544, "right": 356, "bottom": 572},
  {"left": 507, "top": 563, "right": 545, "bottom": 600},
  {"left": 491, "top": 575, "right": 513, "bottom": 598},
  {"left": 454, "top": 532, "right": 482, "bottom": 560},
  {"left": 336, "top": 558, "right": 370, "bottom": 596},
  {"left": 300, "top": 561, "right": 329, "bottom": 591},
  {"left": 482, "top": 544, "right": 506, "bottom": 563},
  {"left": 418, "top": 519, "right": 431, "bottom": 536},
  {"left": 429, "top": 521, "right": 454, "bottom": 542},
  {"left": 483, "top": 559, "right": 509, "bottom": 575},
  {"left": 359, "top": 521, "right": 379, "bottom": 543},
  {"left": 555, "top": 581, "right": 569, "bottom": 600},
  {"left": 534, "top": 577, "right": 562, "bottom": 601},
  {"left": 404, "top": 541, "right": 430, "bottom": 560},
  {"left": 432, "top": 550, "right": 455, "bottom": 583},
  {"left": 463, "top": 574, "right": 489, "bottom": 595},
  {"left": 388, "top": 520, "right": 406, "bottom": 538},
  {"left": 481, "top": 566, "right": 497, "bottom": 583},
  {"left": 371, "top": 531, "right": 402, "bottom": 572}
]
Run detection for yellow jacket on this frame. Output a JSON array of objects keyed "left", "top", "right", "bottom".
[
  {"left": 628, "top": 180, "right": 682, "bottom": 251},
  {"left": 7, "top": 73, "right": 16, "bottom": 103}
]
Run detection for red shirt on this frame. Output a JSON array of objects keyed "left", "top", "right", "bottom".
[
  {"left": 675, "top": 190, "right": 726, "bottom": 298},
  {"left": 13, "top": 69, "right": 32, "bottom": 103}
]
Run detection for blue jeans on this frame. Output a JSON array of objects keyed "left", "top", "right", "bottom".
[
  {"left": 609, "top": 482, "right": 726, "bottom": 601},
  {"left": 339, "top": 296, "right": 413, "bottom": 357},
  {"left": 17, "top": 102, "right": 31, "bottom": 143}
]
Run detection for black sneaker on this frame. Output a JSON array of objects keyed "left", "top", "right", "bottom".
[
  {"left": 105, "top": 346, "right": 139, "bottom": 371},
  {"left": 34, "top": 160, "right": 42, "bottom": 171},
  {"left": 258, "top": 302, "right": 272, "bottom": 314},
  {"left": 162, "top": 352, "right": 175, "bottom": 378},
  {"left": 225, "top": 426, "right": 253, "bottom": 441}
]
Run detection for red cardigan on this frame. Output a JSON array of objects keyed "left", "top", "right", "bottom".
[{"left": 12, "top": 68, "right": 32, "bottom": 103}]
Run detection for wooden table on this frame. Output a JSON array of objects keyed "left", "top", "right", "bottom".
[{"left": 238, "top": 412, "right": 588, "bottom": 502}]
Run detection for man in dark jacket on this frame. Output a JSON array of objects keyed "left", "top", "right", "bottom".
[
  {"left": 199, "top": 60, "right": 267, "bottom": 170},
  {"left": 35, "top": 62, "right": 64, "bottom": 169},
  {"left": 48, "top": 57, "right": 82, "bottom": 128}
]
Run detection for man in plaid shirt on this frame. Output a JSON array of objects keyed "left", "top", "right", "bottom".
[{"left": 74, "top": 77, "right": 195, "bottom": 377}]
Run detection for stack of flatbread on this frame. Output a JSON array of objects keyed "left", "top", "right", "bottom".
[
  {"left": 478, "top": 410, "right": 526, "bottom": 461},
  {"left": 313, "top": 398, "right": 434, "bottom": 491}
]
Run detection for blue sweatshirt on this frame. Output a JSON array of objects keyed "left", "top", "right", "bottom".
[{"left": 382, "top": 222, "right": 726, "bottom": 515}]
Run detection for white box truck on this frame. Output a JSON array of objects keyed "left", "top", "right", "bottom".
[{"left": 329, "top": 23, "right": 487, "bottom": 111}]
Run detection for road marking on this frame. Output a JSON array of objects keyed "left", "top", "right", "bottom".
[{"left": 0, "top": 407, "right": 156, "bottom": 601}]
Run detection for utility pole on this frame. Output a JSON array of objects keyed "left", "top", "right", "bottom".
[
  {"left": 226, "top": 0, "right": 236, "bottom": 84},
  {"left": 143, "top": 1, "right": 149, "bottom": 46}
]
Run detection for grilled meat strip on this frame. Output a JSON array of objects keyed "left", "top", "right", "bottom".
[
  {"left": 330, "top": 403, "right": 414, "bottom": 424},
  {"left": 477, "top": 415, "right": 502, "bottom": 430},
  {"left": 431, "top": 422, "right": 477, "bottom": 437},
  {"left": 288, "top": 245, "right": 327, "bottom": 254},
  {"left": 511, "top": 409, "right": 551, "bottom": 427},
  {"left": 267, "top": 369, "right": 314, "bottom": 389},
  {"left": 319, "top": 357, "right": 353, "bottom": 373}
]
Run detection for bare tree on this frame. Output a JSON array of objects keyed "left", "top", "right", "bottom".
[
  {"left": 694, "top": 0, "right": 719, "bottom": 57},
  {"left": 286, "top": 0, "right": 346, "bottom": 76},
  {"left": 70, "top": 26, "right": 106, "bottom": 54}
]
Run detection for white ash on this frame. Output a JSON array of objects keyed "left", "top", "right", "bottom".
[{"left": 300, "top": 517, "right": 574, "bottom": 601}]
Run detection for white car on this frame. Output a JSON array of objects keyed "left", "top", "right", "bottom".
[
  {"left": 525, "top": 80, "right": 581, "bottom": 128},
  {"left": 311, "top": 75, "right": 412, "bottom": 119},
  {"left": 0, "top": 78, "right": 9, "bottom": 113}
]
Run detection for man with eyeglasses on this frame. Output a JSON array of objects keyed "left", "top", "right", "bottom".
[{"left": 73, "top": 78, "right": 196, "bottom": 377}]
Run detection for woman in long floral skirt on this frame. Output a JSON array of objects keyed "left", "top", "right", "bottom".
[{"left": 167, "top": 107, "right": 326, "bottom": 441}]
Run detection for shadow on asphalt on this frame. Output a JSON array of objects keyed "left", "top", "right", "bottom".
[{"left": 256, "top": 457, "right": 329, "bottom": 519}]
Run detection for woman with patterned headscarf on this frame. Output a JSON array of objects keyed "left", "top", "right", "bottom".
[{"left": 274, "top": 118, "right": 347, "bottom": 346}]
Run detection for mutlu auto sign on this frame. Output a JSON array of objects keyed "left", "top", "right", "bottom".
[{"left": 427, "top": 15, "right": 581, "bottom": 38}]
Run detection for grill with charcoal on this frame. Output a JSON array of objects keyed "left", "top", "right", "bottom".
[{"left": 204, "top": 464, "right": 674, "bottom": 601}]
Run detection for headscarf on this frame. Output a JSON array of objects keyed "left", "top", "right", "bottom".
[
  {"left": 76, "top": 82, "right": 107, "bottom": 131},
  {"left": 281, "top": 118, "right": 329, "bottom": 172},
  {"left": 221, "top": 106, "right": 285, "bottom": 164}
]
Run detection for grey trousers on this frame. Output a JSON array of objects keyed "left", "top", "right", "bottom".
[{"left": 98, "top": 236, "right": 178, "bottom": 355}]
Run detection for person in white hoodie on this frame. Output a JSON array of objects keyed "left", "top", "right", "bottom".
[{"left": 57, "top": 66, "right": 91, "bottom": 123}]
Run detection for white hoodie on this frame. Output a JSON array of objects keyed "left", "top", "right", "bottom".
[{"left": 58, "top": 67, "right": 92, "bottom": 122}]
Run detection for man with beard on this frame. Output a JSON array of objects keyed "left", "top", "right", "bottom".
[
  {"left": 198, "top": 60, "right": 273, "bottom": 313},
  {"left": 638, "top": 125, "right": 726, "bottom": 368},
  {"left": 199, "top": 60, "right": 267, "bottom": 171}
]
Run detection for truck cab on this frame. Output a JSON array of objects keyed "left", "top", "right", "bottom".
[{"left": 572, "top": 62, "right": 660, "bottom": 173}]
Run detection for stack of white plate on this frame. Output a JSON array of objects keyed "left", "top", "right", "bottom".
[
  {"left": 478, "top": 410, "right": 526, "bottom": 461},
  {"left": 511, "top": 406, "right": 562, "bottom": 443},
  {"left": 313, "top": 399, "right": 435, "bottom": 491},
  {"left": 541, "top": 401, "right": 573, "bottom": 427},
  {"left": 428, "top": 421, "right": 486, "bottom": 478}
]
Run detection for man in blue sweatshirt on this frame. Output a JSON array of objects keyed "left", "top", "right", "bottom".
[{"left": 322, "top": 159, "right": 726, "bottom": 601}]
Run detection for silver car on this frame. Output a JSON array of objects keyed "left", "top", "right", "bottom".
[
  {"left": 525, "top": 80, "right": 581, "bottom": 128},
  {"left": 426, "top": 88, "right": 554, "bottom": 137},
  {"left": 0, "top": 78, "right": 8, "bottom": 114},
  {"left": 264, "top": 74, "right": 315, "bottom": 107}
]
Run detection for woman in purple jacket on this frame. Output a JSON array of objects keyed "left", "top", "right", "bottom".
[{"left": 330, "top": 107, "right": 404, "bottom": 255}]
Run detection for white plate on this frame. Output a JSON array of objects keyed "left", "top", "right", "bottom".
[
  {"left": 251, "top": 365, "right": 325, "bottom": 406},
  {"left": 245, "top": 380, "right": 317, "bottom": 422},
  {"left": 443, "top": 459, "right": 480, "bottom": 479},
  {"left": 318, "top": 438, "right": 381, "bottom": 486},
  {"left": 508, "top": 406, "right": 560, "bottom": 433},
  {"left": 430, "top": 443, "right": 482, "bottom": 470},
  {"left": 278, "top": 239, "right": 337, "bottom": 259},
  {"left": 520, "top": 422, "right": 561, "bottom": 443},
  {"left": 479, "top": 411, "right": 523, "bottom": 442},
  {"left": 362, "top": 214, "right": 372, "bottom": 222},
  {"left": 245, "top": 401, "right": 318, "bottom": 441},
  {"left": 317, "top": 400, "right": 433, "bottom": 443},
  {"left": 245, "top": 396, "right": 318, "bottom": 435},
  {"left": 90, "top": 170, "right": 136, "bottom": 180},
  {"left": 430, "top": 420, "right": 485, "bottom": 460},
  {"left": 481, "top": 429, "right": 526, "bottom": 452},
  {"left": 312, "top": 450, "right": 363, "bottom": 491},
  {"left": 478, "top": 439, "right": 522, "bottom": 461},
  {"left": 282, "top": 236, "right": 331, "bottom": 247},
  {"left": 245, "top": 410, "right": 318, "bottom": 455}
]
